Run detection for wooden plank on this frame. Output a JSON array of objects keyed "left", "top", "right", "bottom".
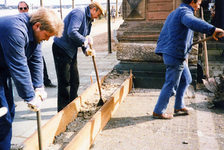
[
  {"left": 64, "top": 74, "right": 133, "bottom": 150},
  {"left": 147, "top": 11, "right": 170, "bottom": 20},
  {"left": 22, "top": 76, "right": 107, "bottom": 150},
  {"left": 148, "top": 2, "right": 173, "bottom": 12}
]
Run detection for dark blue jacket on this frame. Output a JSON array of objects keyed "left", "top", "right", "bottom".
[
  {"left": 0, "top": 13, "right": 43, "bottom": 101},
  {"left": 214, "top": 0, "right": 224, "bottom": 30},
  {"left": 54, "top": 6, "right": 92, "bottom": 58},
  {"left": 155, "top": 3, "right": 215, "bottom": 60}
]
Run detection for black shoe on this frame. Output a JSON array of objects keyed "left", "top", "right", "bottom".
[
  {"left": 44, "top": 82, "right": 57, "bottom": 88},
  {"left": 174, "top": 108, "right": 189, "bottom": 116}
]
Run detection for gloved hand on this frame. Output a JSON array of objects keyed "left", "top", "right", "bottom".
[
  {"left": 0, "top": 107, "right": 8, "bottom": 117},
  {"left": 84, "top": 35, "right": 93, "bottom": 48},
  {"left": 27, "top": 87, "right": 47, "bottom": 112},
  {"left": 35, "top": 87, "right": 47, "bottom": 101},
  {"left": 27, "top": 95, "right": 42, "bottom": 112},
  {"left": 85, "top": 48, "right": 96, "bottom": 56}
]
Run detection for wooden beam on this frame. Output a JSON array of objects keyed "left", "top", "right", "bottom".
[
  {"left": 22, "top": 76, "right": 107, "bottom": 150},
  {"left": 64, "top": 73, "right": 133, "bottom": 150}
]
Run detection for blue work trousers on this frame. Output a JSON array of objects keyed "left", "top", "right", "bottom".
[
  {"left": 52, "top": 43, "right": 79, "bottom": 112},
  {"left": 153, "top": 54, "right": 192, "bottom": 114},
  {"left": 0, "top": 71, "right": 14, "bottom": 150}
]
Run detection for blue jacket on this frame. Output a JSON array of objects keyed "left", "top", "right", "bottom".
[
  {"left": 0, "top": 13, "right": 43, "bottom": 101},
  {"left": 214, "top": 0, "right": 224, "bottom": 29},
  {"left": 155, "top": 3, "right": 216, "bottom": 60},
  {"left": 54, "top": 6, "right": 92, "bottom": 58}
]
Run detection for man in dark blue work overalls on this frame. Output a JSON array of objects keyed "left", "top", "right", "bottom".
[
  {"left": 153, "top": 0, "right": 224, "bottom": 119},
  {"left": 0, "top": 8, "right": 64, "bottom": 150}
]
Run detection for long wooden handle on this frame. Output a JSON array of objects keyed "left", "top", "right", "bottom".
[
  {"left": 88, "top": 43, "right": 103, "bottom": 100},
  {"left": 36, "top": 110, "right": 43, "bottom": 150},
  {"left": 192, "top": 36, "right": 213, "bottom": 46},
  {"left": 201, "top": 7, "right": 210, "bottom": 78},
  {"left": 92, "top": 55, "right": 103, "bottom": 99}
]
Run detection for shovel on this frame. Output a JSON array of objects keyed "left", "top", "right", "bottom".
[
  {"left": 88, "top": 44, "right": 104, "bottom": 106},
  {"left": 198, "top": 7, "right": 217, "bottom": 92},
  {"left": 191, "top": 35, "right": 218, "bottom": 92},
  {"left": 36, "top": 110, "right": 43, "bottom": 150},
  {"left": 192, "top": 36, "right": 213, "bottom": 46}
]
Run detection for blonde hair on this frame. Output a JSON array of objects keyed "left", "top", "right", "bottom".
[{"left": 30, "top": 8, "right": 64, "bottom": 37}]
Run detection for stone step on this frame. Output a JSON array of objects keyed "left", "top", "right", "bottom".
[{"left": 114, "top": 62, "right": 197, "bottom": 89}]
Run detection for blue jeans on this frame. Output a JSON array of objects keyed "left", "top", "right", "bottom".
[{"left": 153, "top": 54, "right": 192, "bottom": 114}]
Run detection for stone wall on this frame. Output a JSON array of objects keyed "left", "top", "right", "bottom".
[
  {"left": 115, "top": 0, "right": 198, "bottom": 88},
  {"left": 117, "top": 0, "right": 197, "bottom": 64}
]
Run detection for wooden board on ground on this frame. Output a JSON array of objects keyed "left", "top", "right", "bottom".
[
  {"left": 22, "top": 72, "right": 132, "bottom": 150},
  {"left": 64, "top": 74, "right": 133, "bottom": 150},
  {"left": 22, "top": 76, "right": 107, "bottom": 150}
]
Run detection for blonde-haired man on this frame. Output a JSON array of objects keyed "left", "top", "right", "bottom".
[
  {"left": 18, "top": 2, "right": 57, "bottom": 88},
  {"left": 53, "top": 1, "right": 104, "bottom": 112},
  {"left": 0, "top": 8, "right": 63, "bottom": 149}
]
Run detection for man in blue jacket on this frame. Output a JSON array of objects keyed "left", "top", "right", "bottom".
[
  {"left": 53, "top": 1, "right": 104, "bottom": 112},
  {"left": 153, "top": 0, "right": 224, "bottom": 119},
  {"left": 0, "top": 8, "right": 64, "bottom": 149},
  {"left": 18, "top": 1, "right": 57, "bottom": 88}
]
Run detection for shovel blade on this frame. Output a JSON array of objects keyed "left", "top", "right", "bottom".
[
  {"left": 202, "top": 78, "right": 217, "bottom": 93},
  {"left": 97, "top": 98, "right": 104, "bottom": 106}
]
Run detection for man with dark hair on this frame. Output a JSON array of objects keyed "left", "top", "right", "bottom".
[
  {"left": 17, "top": 1, "right": 29, "bottom": 13},
  {"left": 152, "top": 0, "right": 224, "bottom": 119},
  {"left": 52, "top": 1, "right": 104, "bottom": 112}
]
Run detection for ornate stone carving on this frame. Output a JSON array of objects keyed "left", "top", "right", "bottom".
[{"left": 123, "top": 0, "right": 145, "bottom": 20}]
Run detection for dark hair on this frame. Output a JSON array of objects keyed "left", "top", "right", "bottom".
[
  {"left": 182, "top": 0, "right": 198, "bottom": 4},
  {"left": 18, "top": 1, "right": 29, "bottom": 9}
]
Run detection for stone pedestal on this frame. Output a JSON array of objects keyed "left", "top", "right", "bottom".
[{"left": 115, "top": 0, "right": 197, "bottom": 88}]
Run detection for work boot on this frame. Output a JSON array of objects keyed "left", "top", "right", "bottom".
[
  {"left": 44, "top": 82, "right": 57, "bottom": 88},
  {"left": 174, "top": 107, "right": 189, "bottom": 116},
  {"left": 152, "top": 112, "right": 173, "bottom": 119}
]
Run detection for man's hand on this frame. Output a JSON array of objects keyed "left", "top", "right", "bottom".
[
  {"left": 27, "top": 95, "right": 42, "bottom": 112},
  {"left": 0, "top": 107, "right": 8, "bottom": 117},
  {"left": 84, "top": 36, "right": 93, "bottom": 48},
  {"left": 85, "top": 48, "right": 96, "bottom": 56},
  {"left": 35, "top": 87, "right": 47, "bottom": 101},
  {"left": 27, "top": 87, "right": 47, "bottom": 111},
  {"left": 213, "top": 28, "right": 224, "bottom": 40}
]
